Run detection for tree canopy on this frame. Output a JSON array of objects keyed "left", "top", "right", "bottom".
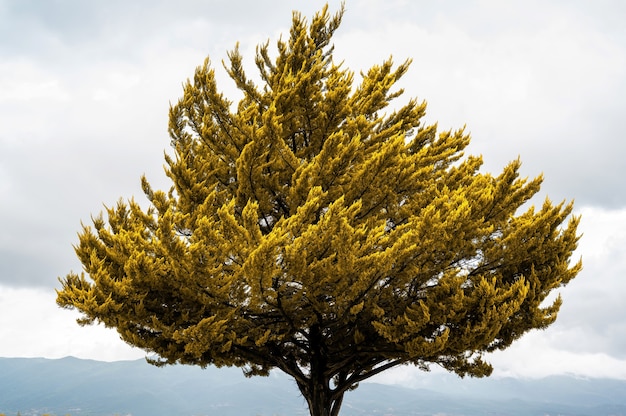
[{"left": 57, "top": 5, "right": 581, "bottom": 416}]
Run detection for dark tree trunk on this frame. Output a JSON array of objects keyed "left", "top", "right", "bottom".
[
  {"left": 298, "top": 380, "right": 344, "bottom": 416},
  {"left": 297, "top": 324, "right": 345, "bottom": 416}
]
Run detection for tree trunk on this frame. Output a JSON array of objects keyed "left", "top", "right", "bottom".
[
  {"left": 298, "top": 380, "right": 344, "bottom": 416},
  {"left": 298, "top": 325, "right": 345, "bottom": 416}
]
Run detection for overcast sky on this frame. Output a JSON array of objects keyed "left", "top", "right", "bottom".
[{"left": 1, "top": 0, "right": 626, "bottom": 382}]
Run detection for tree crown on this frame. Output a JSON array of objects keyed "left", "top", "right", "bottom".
[{"left": 57, "top": 5, "right": 581, "bottom": 416}]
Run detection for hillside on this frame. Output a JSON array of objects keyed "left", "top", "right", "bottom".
[{"left": 1, "top": 357, "right": 625, "bottom": 416}]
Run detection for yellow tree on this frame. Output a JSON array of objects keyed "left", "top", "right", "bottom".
[{"left": 57, "top": 6, "right": 581, "bottom": 416}]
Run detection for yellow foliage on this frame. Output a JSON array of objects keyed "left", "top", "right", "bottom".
[{"left": 57, "top": 4, "right": 581, "bottom": 416}]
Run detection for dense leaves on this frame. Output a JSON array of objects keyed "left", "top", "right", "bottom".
[{"left": 57, "top": 5, "right": 581, "bottom": 416}]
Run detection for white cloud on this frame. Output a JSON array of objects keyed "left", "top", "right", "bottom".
[
  {"left": 0, "top": 59, "right": 72, "bottom": 149},
  {"left": 488, "top": 330, "right": 626, "bottom": 379},
  {"left": 0, "top": 60, "right": 70, "bottom": 103},
  {"left": 575, "top": 206, "right": 626, "bottom": 260},
  {"left": 0, "top": 163, "right": 11, "bottom": 200},
  {"left": 546, "top": 206, "right": 626, "bottom": 356},
  {"left": 0, "top": 286, "right": 144, "bottom": 361}
]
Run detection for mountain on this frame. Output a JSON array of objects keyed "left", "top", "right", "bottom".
[{"left": 1, "top": 356, "right": 625, "bottom": 416}]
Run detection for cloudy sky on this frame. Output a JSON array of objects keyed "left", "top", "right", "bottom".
[{"left": 1, "top": 0, "right": 625, "bottom": 382}]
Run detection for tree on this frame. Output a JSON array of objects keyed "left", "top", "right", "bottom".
[{"left": 57, "top": 5, "right": 581, "bottom": 416}]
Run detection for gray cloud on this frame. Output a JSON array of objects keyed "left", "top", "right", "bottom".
[{"left": 336, "top": 1, "right": 626, "bottom": 208}]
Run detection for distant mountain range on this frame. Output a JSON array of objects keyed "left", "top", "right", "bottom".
[{"left": 1, "top": 356, "right": 625, "bottom": 416}]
